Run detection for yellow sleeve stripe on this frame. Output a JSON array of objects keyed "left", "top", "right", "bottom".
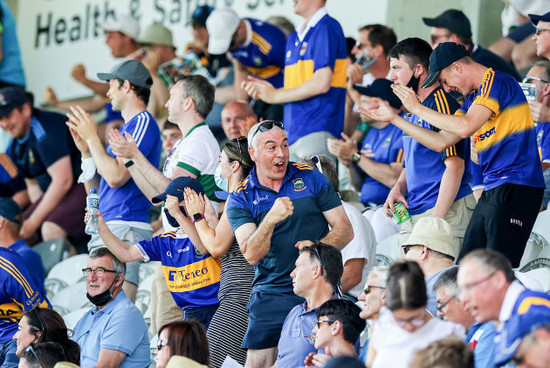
[
  {"left": 445, "top": 145, "right": 457, "bottom": 157},
  {"left": 0, "top": 153, "right": 18, "bottom": 178},
  {"left": 434, "top": 90, "right": 451, "bottom": 114},
  {"left": 480, "top": 69, "right": 495, "bottom": 100},
  {"left": 0, "top": 257, "right": 34, "bottom": 298},
  {"left": 245, "top": 65, "right": 281, "bottom": 80},
  {"left": 292, "top": 163, "right": 313, "bottom": 170},
  {"left": 516, "top": 296, "right": 550, "bottom": 314},
  {"left": 251, "top": 32, "right": 272, "bottom": 55},
  {"left": 396, "top": 149, "right": 404, "bottom": 164}
]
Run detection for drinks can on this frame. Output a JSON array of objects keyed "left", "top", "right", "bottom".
[{"left": 392, "top": 202, "right": 411, "bottom": 224}]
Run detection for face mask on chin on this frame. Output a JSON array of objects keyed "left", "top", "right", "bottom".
[
  {"left": 406, "top": 69, "right": 420, "bottom": 93},
  {"left": 86, "top": 275, "right": 119, "bottom": 307}
]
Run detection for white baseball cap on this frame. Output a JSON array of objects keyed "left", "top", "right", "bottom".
[
  {"left": 206, "top": 8, "right": 241, "bottom": 55},
  {"left": 101, "top": 14, "right": 140, "bottom": 40}
]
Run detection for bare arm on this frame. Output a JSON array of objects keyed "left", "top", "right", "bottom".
[
  {"left": 20, "top": 156, "right": 73, "bottom": 238},
  {"left": 242, "top": 67, "right": 333, "bottom": 105},
  {"left": 233, "top": 59, "right": 251, "bottom": 102},
  {"left": 93, "top": 349, "right": 127, "bottom": 368},
  {"left": 383, "top": 169, "right": 408, "bottom": 216},
  {"left": 12, "top": 189, "right": 29, "bottom": 211},
  {"left": 357, "top": 159, "right": 403, "bottom": 189},
  {"left": 320, "top": 205, "right": 353, "bottom": 250},
  {"left": 97, "top": 212, "right": 143, "bottom": 263},
  {"left": 431, "top": 156, "right": 465, "bottom": 218},
  {"left": 71, "top": 64, "right": 110, "bottom": 96},
  {"left": 340, "top": 258, "right": 365, "bottom": 293}
]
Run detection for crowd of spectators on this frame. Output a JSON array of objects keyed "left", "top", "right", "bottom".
[{"left": 0, "top": 0, "right": 550, "bottom": 367}]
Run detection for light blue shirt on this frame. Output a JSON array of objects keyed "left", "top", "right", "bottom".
[
  {"left": 466, "top": 322, "right": 497, "bottom": 368},
  {"left": 72, "top": 290, "right": 150, "bottom": 368}
]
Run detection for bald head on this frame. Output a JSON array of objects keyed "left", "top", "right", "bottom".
[{"left": 221, "top": 101, "right": 257, "bottom": 140}]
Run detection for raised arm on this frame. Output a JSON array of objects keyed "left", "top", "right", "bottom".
[{"left": 96, "top": 211, "right": 143, "bottom": 263}]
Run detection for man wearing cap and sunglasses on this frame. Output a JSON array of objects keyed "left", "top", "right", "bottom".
[
  {"left": 67, "top": 59, "right": 162, "bottom": 302},
  {"left": 374, "top": 42, "right": 545, "bottom": 267},
  {"left": 527, "top": 12, "right": 550, "bottom": 125},
  {"left": 226, "top": 121, "right": 352, "bottom": 368}
]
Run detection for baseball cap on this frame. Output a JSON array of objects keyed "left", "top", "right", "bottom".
[
  {"left": 188, "top": 5, "right": 214, "bottom": 27},
  {"left": 402, "top": 217, "right": 455, "bottom": 260},
  {"left": 206, "top": 8, "right": 241, "bottom": 55},
  {"left": 101, "top": 14, "right": 140, "bottom": 40},
  {"left": 97, "top": 60, "right": 153, "bottom": 89},
  {"left": 138, "top": 24, "right": 174, "bottom": 47},
  {"left": 0, "top": 87, "right": 30, "bottom": 117},
  {"left": 494, "top": 306, "right": 550, "bottom": 366},
  {"left": 0, "top": 198, "right": 22, "bottom": 224},
  {"left": 529, "top": 11, "right": 550, "bottom": 26},
  {"left": 420, "top": 42, "right": 469, "bottom": 88},
  {"left": 422, "top": 9, "right": 472, "bottom": 39},
  {"left": 152, "top": 176, "right": 205, "bottom": 204},
  {"left": 353, "top": 79, "right": 402, "bottom": 110}
]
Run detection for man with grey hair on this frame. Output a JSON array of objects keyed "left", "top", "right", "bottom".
[
  {"left": 72, "top": 247, "right": 150, "bottom": 368},
  {"left": 434, "top": 267, "right": 495, "bottom": 368},
  {"left": 227, "top": 121, "right": 353, "bottom": 367}
]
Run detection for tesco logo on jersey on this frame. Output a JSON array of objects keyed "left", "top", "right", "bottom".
[{"left": 474, "top": 127, "right": 496, "bottom": 143}]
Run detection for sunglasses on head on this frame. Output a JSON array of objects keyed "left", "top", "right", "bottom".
[{"left": 251, "top": 120, "right": 284, "bottom": 140}]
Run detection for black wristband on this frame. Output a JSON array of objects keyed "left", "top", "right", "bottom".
[{"left": 124, "top": 160, "right": 134, "bottom": 168}]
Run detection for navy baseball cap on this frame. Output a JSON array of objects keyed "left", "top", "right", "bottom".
[
  {"left": 354, "top": 79, "right": 402, "bottom": 110},
  {"left": 0, "top": 198, "right": 22, "bottom": 224},
  {"left": 0, "top": 88, "right": 30, "bottom": 117},
  {"left": 188, "top": 5, "right": 214, "bottom": 27},
  {"left": 420, "top": 42, "right": 469, "bottom": 88},
  {"left": 97, "top": 60, "right": 153, "bottom": 89},
  {"left": 494, "top": 305, "right": 550, "bottom": 366},
  {"left": 152, "top": 176, "right": 205, "bottom": 204},
  {"left": 422, "top": 9, "right": 472, "bottom": 39},
  {"left": 529, "top": 11, "right": 550, "bottom": 26}
]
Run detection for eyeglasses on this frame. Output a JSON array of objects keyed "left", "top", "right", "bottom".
[
  {"left": 523, "top": 75, "right": 550, "bottom": 84},
  {"left": 156, "top": 339, "right": 167, "bottom": 351},
  {"left": 458, "top": 271, "right": 496, "bottom": 293},
  {"left": 437, "top": 295, "right": 456, "bottom": 312},
  {"left": 82, "top": 267, "right": 118, "bottom": 277},
  {"left": 393, "top": 313, "right": 426, "bottom": 328},
  {"left": 355, "top": 41, "right": 365, "bottom": 50},
  {"left": 251, "top": 120, "right": 284, "bottom": 141},
  {"left": 311, "top": 245, "right": 325, "bottom": 276},
  {"left": 25, "top": 345, "right": 43, "bottom": 367},
  {"left": 316, "top": 319, "right": 336, "bottom": 329},
  {"left": 30, "top": 306, "right": 45, "bottom": 333},
  {"left": 535, "top": 28, "right": 550, "bottom": 36},
  {"left": 364, "top": 285, "right": 386, "bottom": 294},
  {"left": 0, "top": 100, "right": 8, "bottom": 107},
  {"left": 401, "top": 245, "right": 420, "bottom": 255}
]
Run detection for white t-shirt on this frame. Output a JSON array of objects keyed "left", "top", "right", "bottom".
[
  {"left": 371, "top": 307, "right": 465, "bottom": 368},
  {"left": 340, "top": 201, "right": 376, "bottom": 298}
]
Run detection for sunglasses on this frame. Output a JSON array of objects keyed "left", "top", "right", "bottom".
[
  {"left": 535, "top": 27, "right": 550, "bottom": 36},
  {"left": 25, "top": 345, "right": 43, "bottom": 367},
  {"left": 522, "top": 75, "right": 549, "bottom": 84},
  {"left": 401, "top": 245, "right": 420, "bottom": 255},
  {"left": 311, "top": 245, "right": 325, "bottom": 276},
  {"left": 30, "top": 306, "right": 45, "bottom": 333},
  {"left": 251, "top": 120, "right": 284, "bottom": 141},
  {"left": 363, "top": 285, "right": 386, "bottom": 294},
  {"left": 156, "top": 340, "right": 166, "bottom": 351},
  {"left": 316, "top": 319, "right": 336, "bottom": 329},
  {"left": 0, "top": 100, "right": 8, "bottom": 107}
]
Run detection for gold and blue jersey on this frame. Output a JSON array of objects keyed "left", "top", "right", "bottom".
[
  {"left": 402, "top": 87, "right": 472, "bottom": 215},
  {"left": 229, "top": 18, "right": 286, "bottom": 88},
  {"left": 0, "top": 248, "right": 49, "bottom": 343},
  {"left": 0, "top": 152, "right": 25, "bottom": 197},
  {"left": 136, "top": 232, "right": 221, "bottom": 310},
  {"left": 457, "top": 69, "right": 544, "bottom": 190},
  {"left": 283, "top": 13, "right": 347, "bottom": 145},
  {"left": 226, "top": 163, "right": 342, "bottom": 293},
  {"left": 536, "top": 122, "right": 550, "bottom": 162}
]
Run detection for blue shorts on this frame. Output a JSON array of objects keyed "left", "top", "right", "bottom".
[{"left": 241, "top": 291, "right": 304, "bottom": 350}]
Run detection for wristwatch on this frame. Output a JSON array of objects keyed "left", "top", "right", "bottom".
[
  {"left": 192, "top": 213, "right": 205, "bottom": 223},
  {"left": 351, "top": 152, "right": 361, "bottom": 164}
]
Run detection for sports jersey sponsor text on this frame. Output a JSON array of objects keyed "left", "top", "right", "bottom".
[{"left": 474, "top": 127, "right": 496, "bottom": 143}]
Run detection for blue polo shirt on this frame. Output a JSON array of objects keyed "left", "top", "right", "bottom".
[
  {"left": 402, "top": 86, "right": 472, "bottom": 215},
  {"left": 230, "top": 18, "right": 286, "bottom": 88},
  {"left": 227, "top": 162, "right": 342, "bottom": 293},
  {"left": 536, "top": 122, "right": 550, "bottom": 162},
  {"left": 0, "top": 152, "right": 25, "bottom": 197},
  {"left": 72, "top": 290, "right": 150, "bottom": 368},
  {"left": 466, "top": 322, "right": 496, "bottom": 368}
]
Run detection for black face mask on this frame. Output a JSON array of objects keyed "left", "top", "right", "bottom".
[
  {"left": 407, "top": 70, "right": 420, "bottom": 93},
  {"left": 164, "top": 206, "right": 186, "bottom": 228},
  {"left": 86, "top": 276, "right": 119, "bottom": 307}
]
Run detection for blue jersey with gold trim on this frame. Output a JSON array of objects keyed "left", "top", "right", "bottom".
[
  {"left": 230, "top": 18, "right": 286, "bottom": 88},
  {"left": 283, "top": 14, "right": 347, "bottom": 145},
  {"left": 402, "top": 87, "right": 472, "bottom": 215},
  {"left": 457, "top": 69, "right": 544, "bottom": 190},
  {"left": 226, "top": 163, "right": 342, "bottom": 293},
  {"left": 136, "top": 232, "right": 220, "bottom": 310},
  {"left": 0, "top": 248, "right": 49, "bottom": 343},
  {"left": 536, "top": 122, "right": 550, "bottom": 162},
  {"left": 358, "top": 124, "right": 404, "bottom": 205}
]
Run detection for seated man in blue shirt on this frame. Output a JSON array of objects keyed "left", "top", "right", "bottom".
[
  {"left": 72, "top": 247, "right": 150, "bottom": 368},
  {"left": 275, "top": 243, "right": 343, "bottom": 368},
  {"left": 0, "top": 198, "right": 45, "bottom": 284}
]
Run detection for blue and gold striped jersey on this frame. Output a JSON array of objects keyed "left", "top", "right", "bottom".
[
  {"left": 0, "top": 248, "right": 49, "bottom": 343},
  {"left": 402, "top": 86, "right": 472, "bottom": 215},
  {"left": 536, "top": 122, "right": 550, "bottom": 162},
  {"left": 457, "top": 69, "right": 545, "bottom": 190},
  {"left": 230, "top": 18, "right": 286, "bottom": 88},
  {"left": 283, "top": 12, "right": 347, "bottom": 145}
]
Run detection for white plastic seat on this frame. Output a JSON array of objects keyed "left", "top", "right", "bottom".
[
  {"left": 139, "top": 261, "right": 157, "bottom": 284},
  {"left": 519, "top": 234, "right": 546, "bottom": 269},
  {"left": 44, "top": 278, "right": 68, "bottom": 300},
  {"left": 531, "top": 210, "right": 550, "bottom": 245},
  {"left": 47, "top": 254, "right": 88, "bottom": 287},
  {"left": 33, "top": 238, "right": 71, "bottom": 275},
  {"left": 62, "top": 307, "right": 89, "bottom": 330},
  {"left": 375, "top": 233, "right": 400, "bottom": 266},
  {"left": 136, "top": 274, "right": 155, "bottom": 314},
  {"left": 523, "top": 267, "right": 550, "bottom": 292},
  {"left": 51, "top": 281, "right": 88, "bottom": 313}
]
